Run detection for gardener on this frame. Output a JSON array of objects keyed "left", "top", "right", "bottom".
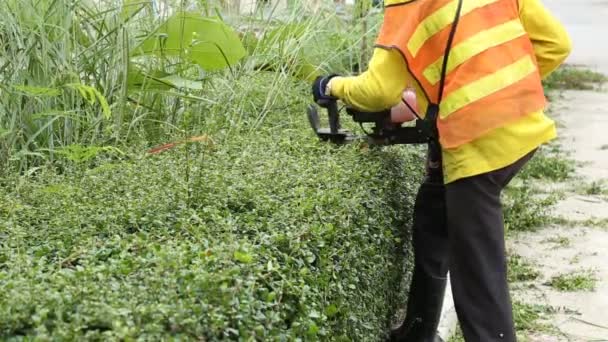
[{"left": 312, "top": 0, "right": 571, "bottom": 341}]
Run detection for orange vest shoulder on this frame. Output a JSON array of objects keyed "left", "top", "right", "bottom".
[{"left": 376, "top": 0, "right": 546, "bottom": 148}]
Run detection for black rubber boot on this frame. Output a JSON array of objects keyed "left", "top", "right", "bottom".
[
  {"left": 390, "top": 156, "right": 449, "bottom": 342},
  {"left": 389, "top": 265, "right": 447, "bottom": 342}
]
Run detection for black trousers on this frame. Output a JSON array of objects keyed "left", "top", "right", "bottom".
[{"left": 413, "top": 149, "right": 535, "bottom": 342}]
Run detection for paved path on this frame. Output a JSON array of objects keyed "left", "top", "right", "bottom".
[{"left": 509, "top": 90, "right": 608, "bottom": 342}]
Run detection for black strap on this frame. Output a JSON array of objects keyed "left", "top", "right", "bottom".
[
  {"left": 425, "top": 0, "right": 464, "bottom": 139},
  {"left": 425, "top": 0, "right": 464, "bottom": 183},
  {"left": 437, "top": 0, "right": 464, "bottom": 104}
]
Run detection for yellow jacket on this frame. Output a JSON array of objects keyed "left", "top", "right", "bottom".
[{"left": 330, "top": 0, "right": 572, "bottom": 183}]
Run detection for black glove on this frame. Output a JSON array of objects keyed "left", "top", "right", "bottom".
[{"left": 312, "top": 74, "right": 339, "bottom": 107}]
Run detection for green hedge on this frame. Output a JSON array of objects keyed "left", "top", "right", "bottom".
[{"left": 0, "top": 116, "right": 423, "bottom": 340}]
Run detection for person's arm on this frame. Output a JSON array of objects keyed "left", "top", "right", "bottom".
[
  {"left": 328, "top": 47, "right": 412, "bottom": 112},
  {"left": 519, "top": 0, "right": 572, "bottom": 78}
]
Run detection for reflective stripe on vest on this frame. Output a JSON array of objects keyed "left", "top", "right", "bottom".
[{"left": 377, "top": 0, "right": 546, "bottom": 148}]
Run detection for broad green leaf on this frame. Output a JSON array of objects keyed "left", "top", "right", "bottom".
[
  {"left": 127, "top": 65, "right": 204, "bottom": 91},
  {"left": 133, "top": 12, "right": 247, "bottom": 71},
  {"left": 127, "top": 65, "right": 173, "bottom": 91},
  {"left": 14, "top": 85, "right": 61, "bottom": 97},
  {"left": 160, "top": 74, "right": 203, "bottom": 90}
]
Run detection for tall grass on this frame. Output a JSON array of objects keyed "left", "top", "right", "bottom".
[
  {"left": 0, "top": 0, "right": 129, "bottom": 172},
  {"left": 0, "top": 0, "right": 380, "bottom": 175}
]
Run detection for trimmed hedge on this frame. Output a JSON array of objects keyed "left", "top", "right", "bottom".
[{"left": 0, "top": 116, "right": 424, "bottom": 340}]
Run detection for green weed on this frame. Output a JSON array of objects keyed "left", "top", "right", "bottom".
[
  {"left": 518, "top": 145, "right": 575, "bottom": 182},
  {"left": 503, "top": 185, "right": 559, "bottom": 232},
  {"left": 548, "top": 269, "right": 598, "bottom": 291},
  {"left": 513, "top": 302, "right": 550, "bottom": 331},
  {"left": 550, "top": 217, "right": 608, "bottom": 229},
  {"left": 543, "top": 65, "right": 607, "bottom": 90},
  {"left": 502, "top": 144, "right": 571, "bottom": 233},
  {"left": 508, "top": 254, "right": 540, "bottom": 282},
  {"left": 584, "top": 181, "right": 605, "bottom": 195}
]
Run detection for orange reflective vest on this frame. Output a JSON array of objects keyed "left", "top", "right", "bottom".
[{"left": 376, "top": 0, "right": 547, "bottom": 149}]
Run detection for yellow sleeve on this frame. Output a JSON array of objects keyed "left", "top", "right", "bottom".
[
  {"left": 519, "top": 0, "right": 572, "bottom": 78},
  {"left": 328, "top": 48, "right": 412, "bottom": 112}
]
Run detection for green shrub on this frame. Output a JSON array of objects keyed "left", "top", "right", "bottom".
[{"left": 0, "top": 117, "right": 423, "bottom": 340}]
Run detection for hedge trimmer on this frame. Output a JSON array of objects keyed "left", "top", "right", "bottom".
[{"left": 307, "top": 100, "right": 432, "bottom": 146}]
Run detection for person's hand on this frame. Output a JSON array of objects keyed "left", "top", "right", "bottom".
[
  {"left": 390, "top": 89, "right": 419, "bottom": 123},
  {"left": 311, "top": 75, "right": 338, "bottom": 107}
]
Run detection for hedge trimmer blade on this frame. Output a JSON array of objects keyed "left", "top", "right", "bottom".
[
  {"left": 307, "top": 104, "right": 321, "bottom": 133},
  {"left": 307, "top": 104, "right": 358, "bottom": 144}
]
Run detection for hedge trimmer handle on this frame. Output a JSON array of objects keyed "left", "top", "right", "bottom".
[{"left": 307, "top": 102, "right": 430, "bottom": 146}]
